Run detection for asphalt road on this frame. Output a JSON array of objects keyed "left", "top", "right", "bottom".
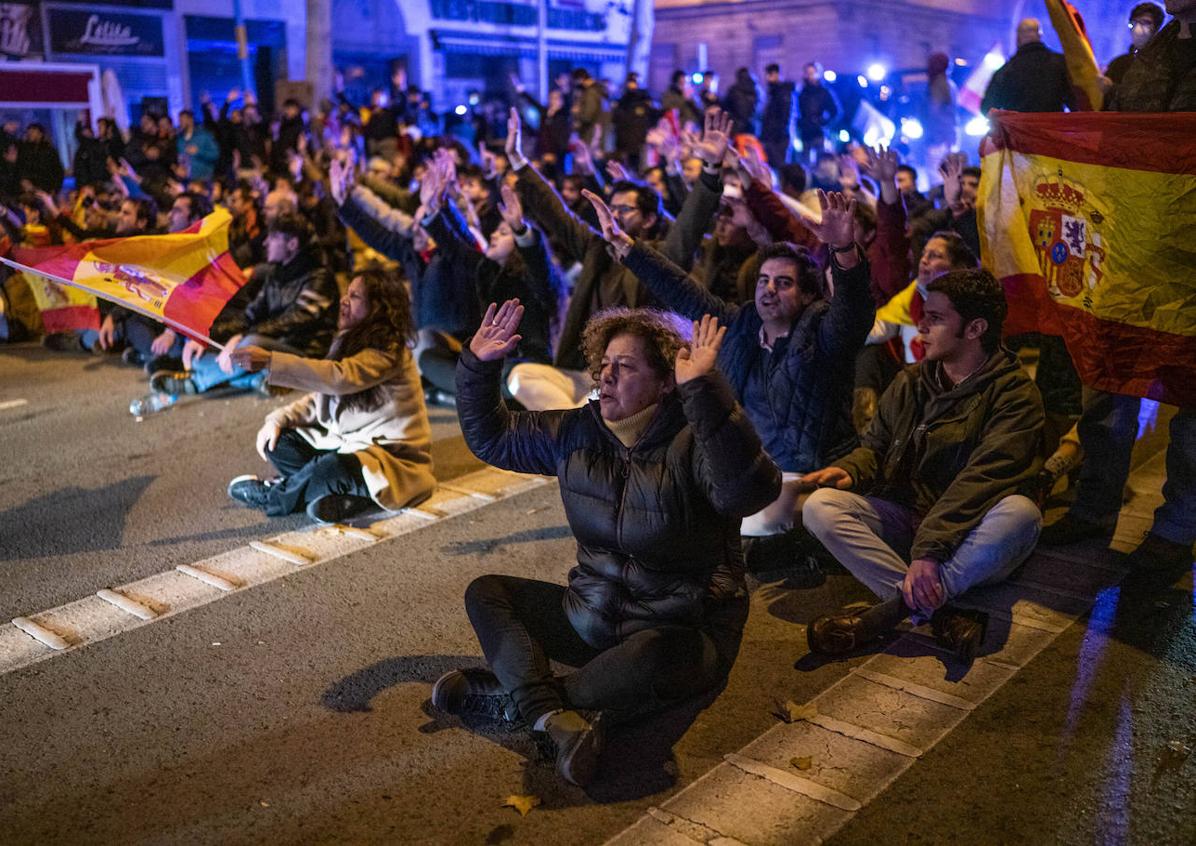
[{"left": 1, "top": 345, "right": 1192, "bottom": 845}]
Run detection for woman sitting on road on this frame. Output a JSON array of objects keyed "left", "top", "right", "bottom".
[
  {"left": 432, "top": 299, "right": 781, "bottom": 787},
  {"left": 224, "top": 267, "right": 435, "bottom": 524}
]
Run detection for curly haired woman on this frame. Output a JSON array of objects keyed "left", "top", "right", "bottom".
[
  {"left": 225, "top": 268, "right": 435, "bottom": 523},
  {"left": 432, "top": 299, "right": 780, "bottom": 787}
]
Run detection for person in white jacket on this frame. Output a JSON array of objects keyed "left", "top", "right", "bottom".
[{"left": 225, "top": 268, "right": 436, "bottom": 523}]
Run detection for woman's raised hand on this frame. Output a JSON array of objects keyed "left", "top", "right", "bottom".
[
  {"left": 675, "top": 314, "right": 727, "bottom": 384},
  {"left": 469, "top": 299, "right": 525, "bottom": 362}
]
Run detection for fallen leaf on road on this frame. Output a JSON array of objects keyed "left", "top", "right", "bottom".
[
  {"left": 502, "top": 794, "right": 541, "bottom": 817},
  {"left": 790, "top": 756, "right": 813, "bottom": 770},
  {"left": 773, "top": 699, "right": 817, "bottom": 723},
  {"left": 259, "top": 800, "right": 270, "bottom": 808}
]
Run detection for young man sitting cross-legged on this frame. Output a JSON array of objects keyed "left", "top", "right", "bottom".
[{"left": 800, "top": 267, "right": 1044, "bottom": 660}]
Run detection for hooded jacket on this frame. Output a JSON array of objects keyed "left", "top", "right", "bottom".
[
  {"left": 834, "top": 348, "right": 1044, "bottom": 562},
  {"left": 456, "top": 350, "right": 781, "bottom": 649}
]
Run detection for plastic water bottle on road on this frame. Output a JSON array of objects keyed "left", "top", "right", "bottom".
[{"left": 129, "top": 392, "right": 179, "bottom": 419}]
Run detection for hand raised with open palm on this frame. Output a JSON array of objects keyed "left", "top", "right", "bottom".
[{"left": 469, "top": 300, "right": 525, "bottom": 362}]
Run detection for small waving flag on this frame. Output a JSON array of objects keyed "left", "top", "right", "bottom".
[
  {"left": 0, "top": 208, "right": 247, "bottom": 347},
  {"left": 979, "top": 110, "right": 1196, "bottom": 407}
]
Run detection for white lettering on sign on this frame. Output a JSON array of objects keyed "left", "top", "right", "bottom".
[
  {"left": 0, "top": 5, "right": 34, "bottom": 56},
  {"left": 80, "top": 14, "right": 139, "bottom": 48}
]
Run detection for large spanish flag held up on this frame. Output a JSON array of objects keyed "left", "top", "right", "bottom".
[
  {"left": 0, "top": 208, "right": 247, "bottom": 347},
  {"left": 979, "top": 110, "right": 1196, "bottom": 408}
]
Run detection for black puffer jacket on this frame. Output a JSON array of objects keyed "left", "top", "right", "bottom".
[{"left": 456, "top": 351, "right": 781, "bottom": 649}]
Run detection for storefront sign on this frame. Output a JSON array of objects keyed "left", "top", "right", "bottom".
[
  {"left": 0, "top": 2, "right": 42, "bottom": 58},
  {"left": 48, "top": 8, "right": 164, "bottom": 56}
]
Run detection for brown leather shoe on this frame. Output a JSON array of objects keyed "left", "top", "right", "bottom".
[
  {"left": 931, "top": 607, "right": 989, "bottom": 662},
  {"left": 807, "top": 603, "right": 874, "bottom": 655}
]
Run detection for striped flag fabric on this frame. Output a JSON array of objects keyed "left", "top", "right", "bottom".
[
  {"left": 1044, "top": 0, "right": 1104, "bottom": 112},
  {"left": 0, "top": 208, "right": 247, "bottom": 347},
  {"left": 978, "top": 110, "right": 1196, "bottom": 407}
]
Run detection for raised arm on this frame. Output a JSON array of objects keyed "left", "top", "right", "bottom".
[
  {"left": 583, "top": 189, "right": 736, "bottom": 324},
  {"left": 505, "top": 107, "right": 598, "bottom": 265},
  {"left": 661, "top": 109, "right": 732, "bottom": 268},
  {"left": 804, "top": 190, "right": 877, "bottom": 360},
  {"left": 678, "top": 315, "right": 782, "bottom": 516},
  {"left": 864, "top": 146, "right": 912, "bottom": 305},
  {"left": 743, "top": 164, "right": 819, "bottom": 251},
  {"left": 455, "top": 300, "right": 569, "bottom": 476}
]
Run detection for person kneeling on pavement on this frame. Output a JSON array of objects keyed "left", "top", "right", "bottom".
[
  {"left": 224, "top": 268, "right": 435, "bottom": 524},
  {"left": 150, "top": 212, "right": 338, "bottom": 398},
  {"left": 434, "top": 301, "right": 780, "bottom": 787},
  {"left": 801, "top": 268, "right": 1044, "bottom": 661}
]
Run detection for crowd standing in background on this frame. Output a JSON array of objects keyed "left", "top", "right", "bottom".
[{"left": 2, "top": 0, "right": 1194, "bottom": 786}]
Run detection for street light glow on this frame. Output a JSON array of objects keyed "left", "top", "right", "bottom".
[
  {"left": 866, "top": 63, "right": 887, "bottom": 82},
  {"left": 965, "top": 115, "right": 991, "bottom": 136}
]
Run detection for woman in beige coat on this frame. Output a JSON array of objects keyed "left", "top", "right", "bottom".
[{"left": 226, "top": 268, "right": 435, "bottom": 523}]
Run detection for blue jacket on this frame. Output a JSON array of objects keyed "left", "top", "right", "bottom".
[{"left": 622, "top": 243, "right": 875, "bottom": 472}]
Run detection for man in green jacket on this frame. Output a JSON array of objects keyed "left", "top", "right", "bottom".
[{"left": 800, "top": 268, "right": 1044, "bottom": 660}]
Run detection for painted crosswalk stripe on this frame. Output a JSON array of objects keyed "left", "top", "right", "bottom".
[{"left": 0, "top": 468, "right": 548, "bottom": 676}]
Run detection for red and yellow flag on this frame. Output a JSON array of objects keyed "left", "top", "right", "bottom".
[
  {"left": 1045, "top": 0, "right": 1103, "bottom": 111},
  {"left": 0, "top": 232, "right": 100, "bottom": 334},
  {"left": 0, "top": 208, "right": 247, "bottom": 346},
  {"left": 979, "top": 110, "right": 1196, "bottom": 407}
]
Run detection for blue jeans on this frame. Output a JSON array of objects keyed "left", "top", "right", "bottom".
[
  {"left": 802, "top": 490, "right": 1042, "bottom": 601},
  {"left": 1071, "top": 388, "right": 1196, "bottom": 545},
  {"left": 190, "top": 334, "right": 302, "bottom": 394}
]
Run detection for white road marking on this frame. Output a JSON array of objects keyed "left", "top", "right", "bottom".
[
  {"left": 0, "top": 468, "right": 548, "bottom": 676},
  {"left": 0, "top": 398, "right": 29, "bottom": 411},
  {"left": 11, "top": 617, "right": 70, "bottom": 650},
  {"left": 249, "top": 540, "right": 313, "bottom": 566},
  {"left": 724, "top": 753, "right": 862, "bottom": 812},
  {"left": 176, "top": 564, "right": 239, "bottom": 592},
  {"left": 95, "top": 589, "right": 157, "bottom": 621},
  {"left": 606, "top": 548, "right": 1131, "bottom": 845}
]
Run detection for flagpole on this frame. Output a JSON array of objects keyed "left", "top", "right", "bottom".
[{"left": 0, "top": 256, "right": 224, "bottom": 350}]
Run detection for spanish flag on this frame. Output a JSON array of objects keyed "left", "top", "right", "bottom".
[
  {"left": 0, "top": 208, "right": 247, "bottom": 347},
  {"left": 1045, "top": 0, "right": 1103, "bottom": 111},
  {"left": 0, "top": 232, "right": 100, "bottom": 334},
  {"left": 979, "top": 110, "right": 1196, "bottom": 407}
]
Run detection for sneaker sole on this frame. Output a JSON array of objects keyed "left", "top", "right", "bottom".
[{"left": 430, "top": 671, "right": 464, "bottom": 714}]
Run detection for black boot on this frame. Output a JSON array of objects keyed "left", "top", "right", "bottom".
[{"left": 536, "top": 710, "right": 604, "bottom": 788}]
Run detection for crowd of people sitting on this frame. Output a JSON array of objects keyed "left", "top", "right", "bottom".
[{"left": 2, "top": 6, "right": 1193, "bottom": 786}]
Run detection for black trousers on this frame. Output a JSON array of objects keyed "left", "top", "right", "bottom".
[
  {"left": 464, "top": 574, "right": 748, "bottom": 726},
  {"left": 264, "top": 429, "right": 370, "bottom": 516}
]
